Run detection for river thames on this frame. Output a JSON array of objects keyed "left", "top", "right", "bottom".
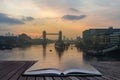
[{"left": 0, "top": 44, "right": 119, "bottom": 61}]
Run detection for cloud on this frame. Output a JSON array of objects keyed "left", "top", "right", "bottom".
[
  {"left": 22, "top": 16, "right": 34, "bottom": 21},
  {"left": 0, "top": 13, "right": 24, "bottom": 25},
  {"left": 32, "top": 0, "right": 83, "bottom": 17},
  {"left": 69, "top": 8, "right": 79, "bottom": 12},
  {"left": 62, "top": 15, "right": 87, "bottom": 20}
]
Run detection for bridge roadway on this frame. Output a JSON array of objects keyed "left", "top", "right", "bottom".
[{"left": 46, "top": 33, "right": 59, "bottom": 35}]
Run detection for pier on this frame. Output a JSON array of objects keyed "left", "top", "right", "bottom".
[{"left": 0, "top": 61, "right": 120, "bottom": 80}]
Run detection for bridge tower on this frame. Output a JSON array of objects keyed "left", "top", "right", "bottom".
[
  {"left": 58, "top": 31, "right": 62, "bottom": 41},
  {"left": 43, "top": 30, "right": 47, "bottom": 44}
]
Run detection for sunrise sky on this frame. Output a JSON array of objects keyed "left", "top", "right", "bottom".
[{"left": 0, "top": 0, "right": 120, "bottom": 39}]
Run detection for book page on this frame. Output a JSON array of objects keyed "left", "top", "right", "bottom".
[
  {"left": 62, "top": 59, "right": 102, "bottom": 75},
  {"left": 24, "top": 61, "right": 62, "bottom": 75},
  {"left": 24, "top": 69, "right": 61, "bottom": 75}
]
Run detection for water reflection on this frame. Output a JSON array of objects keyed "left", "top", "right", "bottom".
[
  {"left": 42, "top": 44, "right": 69, "bottom": 60},
  {"left": 55, "top": 47, "right": 64, "bottom": 60},
  {"left": 83, "top": 52, "right": 120, "bottom": 61},
  {"left": 42, "top": 44, "right": 47, "bottom": 59},
  {"left": 0, "top": 43, "right": 119, "bottom": 61}
]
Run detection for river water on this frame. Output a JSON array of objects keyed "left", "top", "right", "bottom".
[{"left": 0, "top": 44, "right": 119, "bottom": 61}]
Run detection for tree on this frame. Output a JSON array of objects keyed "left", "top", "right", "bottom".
[{"left": 18, "top": 33, "right": 32, "bottom": 45}]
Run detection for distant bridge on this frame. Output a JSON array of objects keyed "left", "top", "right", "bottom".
[{"left": 42, "top": 31, "right": 62, "bottom": 44}]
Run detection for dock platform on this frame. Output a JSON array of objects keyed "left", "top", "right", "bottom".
[{"left": 0, "top": 61, "right": 120, "bottom": 80}]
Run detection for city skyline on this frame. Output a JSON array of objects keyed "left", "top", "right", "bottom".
[{"left": 0, "top": 0, "right": 120, "bottom": 38}]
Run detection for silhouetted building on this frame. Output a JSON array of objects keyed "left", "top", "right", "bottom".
[
  {"left": 83, "top": 27, "right": 120, "bottom": 46},
  {"left": 110, "top": 32, "right": 120, "bottom": 46}
]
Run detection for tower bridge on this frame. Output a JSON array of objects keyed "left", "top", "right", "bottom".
[{"left": 42, "top": 31, "right": 62, "bottom": 44}]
